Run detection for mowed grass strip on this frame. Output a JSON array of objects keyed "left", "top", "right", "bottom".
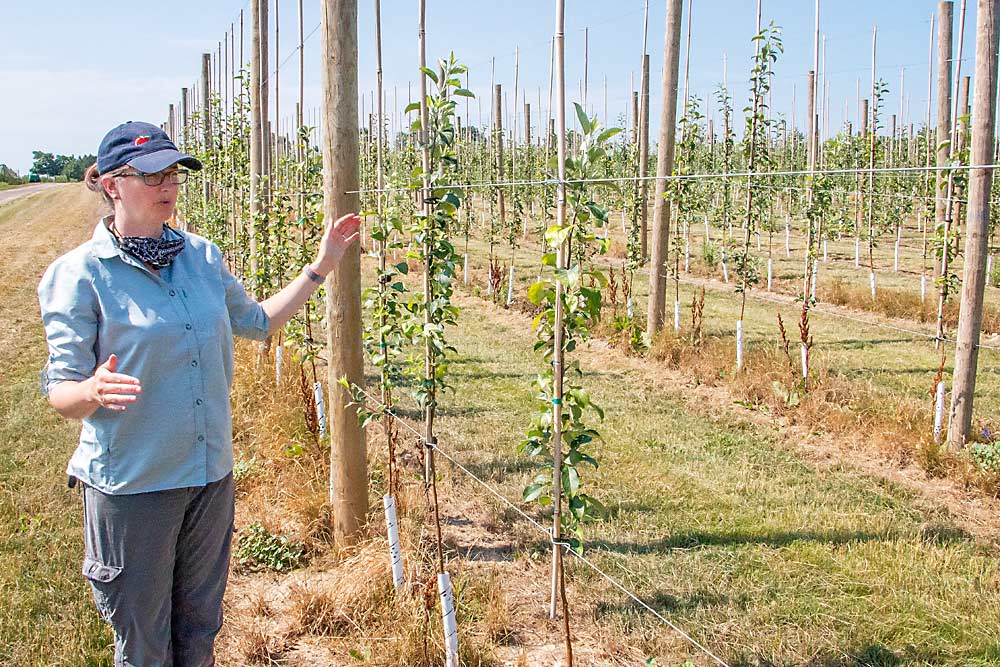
[
  {"left": 424, "top": 291, "right": 1000, "bottom": 665},
  {"left": 0, "top": 186, "right": 114, "bottom": 665}
]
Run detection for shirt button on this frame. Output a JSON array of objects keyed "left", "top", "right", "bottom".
[
  {"left": 169, "top": 290, "right": 176, "bottom": 297},
  {"left": 185, "top": 323, "right": 193, "bottom": 330},
  {"left": 195, "top": 398, "right": 203, "bottom": 406},
  {"left": 191, "top": 360, "right": 198, "bottom": 367},
  {"left": 198, "top": 435, "right": 205, "bottom": 442}
]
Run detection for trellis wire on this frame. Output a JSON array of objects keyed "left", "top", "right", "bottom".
[
  {"left": 349, "top": 383, "right": 732, "bottom": 667},
  {"left": 335, "top": 161, "right": 1000, "bottom": 195}
]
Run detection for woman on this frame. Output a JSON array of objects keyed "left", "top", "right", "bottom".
[{"left": 37, "top": 120, "right": 360, "bottom": 666}]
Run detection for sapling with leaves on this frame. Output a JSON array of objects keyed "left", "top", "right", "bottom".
[
  {"left": 714, "top": 83, "right": 736, "bottom": 282},
  {"left": 734, "top": 22, "right": 783, "bottom": 370},
  {"left": 403, "top": 54, "right": 474, "bottom": 447},
  {"left": 521, "top": 104, "right": 619, "bottom": 552},
  {"left": 865, "top": 79, "right": 889, "bottom": 297},
  {"left": 667, "top": 96, "right": 709, "bottom": 329}
]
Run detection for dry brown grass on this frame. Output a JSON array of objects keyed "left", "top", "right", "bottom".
[
  {"left": 222, "top": 340, "right": 510, "bottom": 665},
  {"left": 821, "top": 277, "right": 1000, "bottom": 334},
  {"left": 641, "top": 324, "right": 989, "bottom": 479}
]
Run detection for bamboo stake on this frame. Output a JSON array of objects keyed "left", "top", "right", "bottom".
[{"left": 550, "top": 4, "right": 574, "bottom": 665}]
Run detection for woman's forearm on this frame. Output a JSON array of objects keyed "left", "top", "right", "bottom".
[
  {"left": 48, "top": 378, "right": 100, "bottom": 420},
  {"left": 260, "top": 264, "right": 325, "bottom": 336}
]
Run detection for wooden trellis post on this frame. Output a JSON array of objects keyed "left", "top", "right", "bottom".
[
  {"left": 948, "top": 0, "right": 998, "bottom": 448},
  {"left": 321, "top": 0, "right": 367, "bottom": 545},
  {"left": 647, "top": 0, "right": 683, "bottom": 333}
]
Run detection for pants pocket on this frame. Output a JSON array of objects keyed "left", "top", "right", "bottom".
[{"left": 82, "top": 555, "right": 123, "bottom": 622}]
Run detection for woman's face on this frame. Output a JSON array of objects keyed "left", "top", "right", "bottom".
[{"left": 102, "top": 166, "right": 182, "bottom": 227}]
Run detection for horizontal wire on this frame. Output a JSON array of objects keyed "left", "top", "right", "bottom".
[
  {"left": 341, "top": 162, "right": 1000, "bottom": 196},
  {"left": 348, "top": 382, "right": 731, "bottom": 667}
]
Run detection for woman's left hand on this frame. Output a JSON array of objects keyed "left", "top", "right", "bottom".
[{"left": 311, "top": 213, "right": 362, "bottom": 276}]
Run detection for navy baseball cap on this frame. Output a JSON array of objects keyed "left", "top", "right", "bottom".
[{"left": 96, "top": 121, "right": 202, "bottom": 175}]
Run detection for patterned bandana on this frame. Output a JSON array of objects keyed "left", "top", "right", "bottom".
[{"left": 111, "top": 222, "right": 186, "bottom": 269}]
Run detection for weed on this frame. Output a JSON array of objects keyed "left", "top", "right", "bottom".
[{"left": 235, "top": 522, "right": 306, "bottom": 573}]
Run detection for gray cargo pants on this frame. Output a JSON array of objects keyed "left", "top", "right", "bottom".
[{"left": 81, "top": 473, "right": 234, "bottom": 667}]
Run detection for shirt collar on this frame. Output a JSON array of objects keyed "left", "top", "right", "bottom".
[{"left": 90, "top": 216, "right": 119, "bottom": 259}]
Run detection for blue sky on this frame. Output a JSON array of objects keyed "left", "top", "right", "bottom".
[{"left": 0, "top": 1, "right": 983, "bottom": 174}]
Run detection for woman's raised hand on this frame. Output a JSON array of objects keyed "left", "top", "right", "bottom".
[
  {"left": 310, "top": 213, "right": 362, "bottom": 276},
  {"left": 88, "top": 354, "right": 142, "bottom": 412}
]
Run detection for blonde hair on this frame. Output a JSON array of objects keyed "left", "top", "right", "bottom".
[{"left": 85, "top": 163, "right": 132, "bottom": 210}]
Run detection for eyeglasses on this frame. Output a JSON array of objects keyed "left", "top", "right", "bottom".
[{"left": 114, "top": 170, "right": 190, "bottom": 186}]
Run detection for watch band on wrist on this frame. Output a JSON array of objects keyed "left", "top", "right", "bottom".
[{"left": 303, "top": 265, "right": 327, "bottom": 285}]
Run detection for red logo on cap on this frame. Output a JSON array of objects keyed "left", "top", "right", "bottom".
[{"left": 134, "top": 136, "right": 150, "bottom": 146}]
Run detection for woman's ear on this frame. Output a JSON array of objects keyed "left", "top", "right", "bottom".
[{"left": 102, "top": 174, "right": 120, "bottom": 200}]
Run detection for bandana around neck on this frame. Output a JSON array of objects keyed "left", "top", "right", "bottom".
[{"left": 109, "top": 220, "right": 186, "bottom": 269}]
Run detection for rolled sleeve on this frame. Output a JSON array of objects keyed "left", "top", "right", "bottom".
[
  {"left": 37, "top": 259, "right": 99, "bottom": 395},
  {"left": 220, "top": 261, "right": 270, "bottom": 341}
]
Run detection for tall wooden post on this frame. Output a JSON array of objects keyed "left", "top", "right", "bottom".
[
  {"left": 948, "top": 0, "right": 998, "bottom": 448},
  {"left": 646, "top": 0, "right": 683, "bottom": 333},
  {"left": 201, "top": 53, "right": 212, "bottom": 147},
  {"left": 321, "top": 0, "right": 367, "bottom": 544},
  {"left": 260, "top": 0, "right": 271, "bottom": 185},
  {"left": 639, "top": 54, "right": 651, "bottom": 260},
  {"left": 935, "top": 1, "right": 955, "bottom": 258},
  {"left": 249, "top": 1, "right": 263, "bottom": 294}
]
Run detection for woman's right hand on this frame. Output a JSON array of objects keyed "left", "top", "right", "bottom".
[{"left": 86, "top": 354, "right": 142, "bottom": 412}]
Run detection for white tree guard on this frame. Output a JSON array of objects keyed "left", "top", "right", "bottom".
[
  {"left": 313, "top": 382, "right": 327, "bottom": 439},
  {"left": 506, "top": 266, "right": 515, "bottom": 305},
  {"left": 933, "top": 381, "right": 946, "bottom": 443},
  {"left": 869, "top": 271, "right": 876, "bottom": 300},
  {"left": 383, "top": 494, "right": 405, "bottom": 591},
  {"left": 463, "top": 253, "right": 469, "bottom": 284},
  {"left": 438, "top": 572, "right": 459, "bottom": 667},
  {"left": 767, "top": 257, "right": 773, "bottom": 291},
  {"left": 275, "top": 344, "right": 283, "bottom": 384},
  {"left": 736, "top": 319, "right": 744, "bottom": 370}
]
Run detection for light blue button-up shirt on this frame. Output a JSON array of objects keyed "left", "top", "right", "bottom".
[{"left": 37, "top": 218, "right": 270, "bottom": 495}]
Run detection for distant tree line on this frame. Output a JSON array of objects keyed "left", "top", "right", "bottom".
[
  {"left": 30, "top": 151, "right": 97, "bottom": 181},
  {"left": 0, "top": 164, "right": 23, "bottom": 185}
]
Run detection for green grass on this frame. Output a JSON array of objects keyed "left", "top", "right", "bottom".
[
  {"left": 409, "top": 288, "right": 1000, "bottom": 666},
  {"left": 0, "top": 188, "right": 114, "bottom": 665},
  {"left": 457, "top": 217, "right": 1000, "bottom": 423}
]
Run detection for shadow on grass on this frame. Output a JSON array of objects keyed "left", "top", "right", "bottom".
[
  {"left": 594, "top": 588, "right": 742, "bottom": 618},
  {"left": 586, "top": 528, "right": 898, "bottom": 554},
  {"left": 459, "top": 456, "right": 538, "bottom": 481},
  {"left": 814, "top": 338, "right": 922, "bottom": 350},
  {"left": 726, "top": 644, "right": 903, "bottom": 667},
  {"left": 442, "top": 537, "right": 515, "bottom": 562}
]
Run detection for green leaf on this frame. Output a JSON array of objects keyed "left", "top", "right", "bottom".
[
  {"left": 394, "top": 261, "right": 409, "bottom": 275},
  {"left": 453, "top": 88, "right": 475, "bottom": 98},
  {"left": 522, "top": 482, "right": 546, "bottom": 503},
  {"left": 404, "top": 101, "right": 421, "bottom": 114},
  {"left": 597, "top": 127, "right": 623, "bottom": 143},
  {"left": 527, "top": 281, "right": 549, "bottom": 305},
  {"left": 573, "top": 102, "right": 592, "bottom": 134},
  {"left": 419, "top": 67, "right": 439, "bottom": 83}
]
